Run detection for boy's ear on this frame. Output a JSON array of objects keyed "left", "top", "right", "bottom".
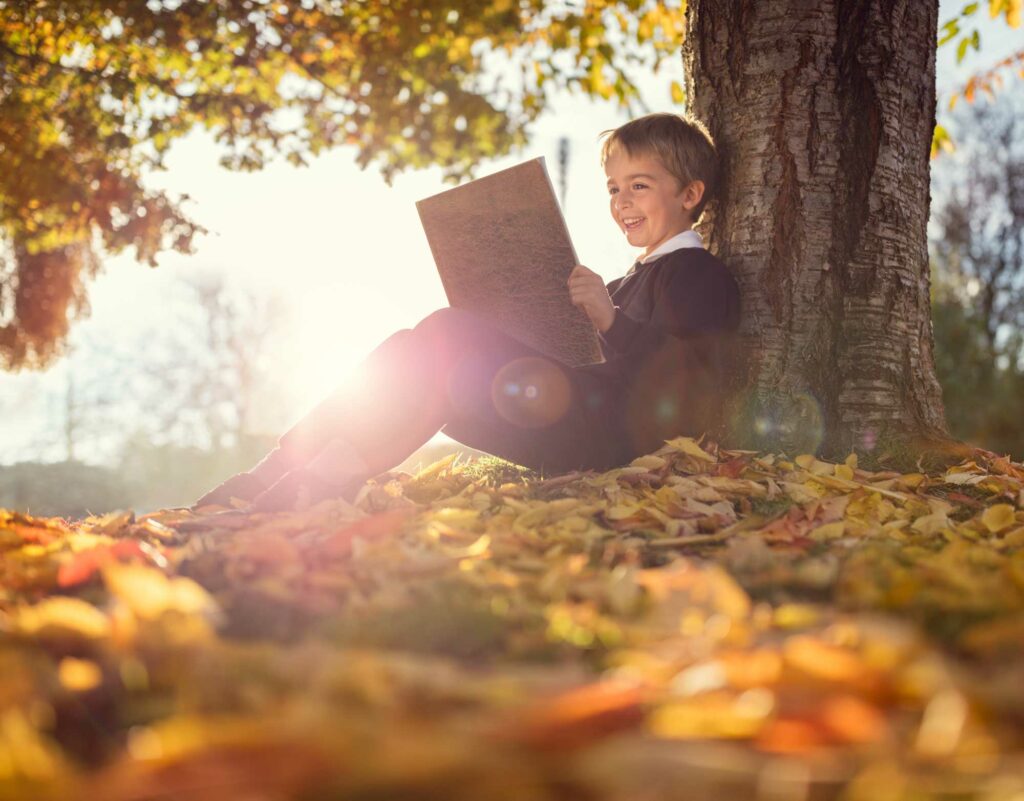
[{"left": 680, "top": 180, "right": 705, "bottom": 212}]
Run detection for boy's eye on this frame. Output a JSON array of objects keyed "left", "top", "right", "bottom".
[
  {"left": 632, "top": 183, "right": 648, "bottom": 190},
  {"left": 608, "top": 187, "right": 619, "bottom": 195}
]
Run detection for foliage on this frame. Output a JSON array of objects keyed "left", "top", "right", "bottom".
[
  {"left": 1, "top": 437, "right": 1024, "bottom": 797},
  {"left": 929, "top": 89, "right": 1024, "bottom": 459},
  {"left": 932, "top": 294, "right": 1024, "bottom": 459},
  {"left": 938, "top": 0, "right": 1021, "bottom": 63},
  {"left": 931, "top": 93, "right": 1024, "bottom": 353},
  {"left": 0, "top": 0, "right": 685, "bottom": 369},
  {"left": 0, "top": 460, "right": 136, "bottom": 519},
  {"left": 114, "top": 433, "right": 277, "bottom": 512},
  {"left": 0, "top": 272, "right": 295, "bottom": 469},
  {"left": 932, "top": 0, "right": 1022, "bottom": 158}
]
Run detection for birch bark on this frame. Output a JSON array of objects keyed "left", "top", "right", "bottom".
[{"left": 683, "top": 0, "right": 950, "bottom": 457}]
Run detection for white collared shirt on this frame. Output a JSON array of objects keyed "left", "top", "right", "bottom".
[{"left": 638, "top": 228, "right": 704, "bottom": 264}]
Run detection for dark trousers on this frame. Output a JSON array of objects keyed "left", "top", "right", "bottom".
[{"left": 277, "top": 307, "right": 636, "bottom": 478}]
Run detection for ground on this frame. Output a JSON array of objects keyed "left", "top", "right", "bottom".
[{"left": 1, "top": 436, "right": 1022, "bottom": 800}]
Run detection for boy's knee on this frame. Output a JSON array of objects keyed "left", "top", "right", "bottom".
[{"left": 414, "top": 307, "right": 481, "bottom": 341}]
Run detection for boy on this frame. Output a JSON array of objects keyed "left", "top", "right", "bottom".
[{"left": 195, "top": 113, "right": 740, "bottom": 512}]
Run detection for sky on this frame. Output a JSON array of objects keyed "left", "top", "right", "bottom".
[{"left": 1, "top": 6, "right": 1021, "bottom": 467}]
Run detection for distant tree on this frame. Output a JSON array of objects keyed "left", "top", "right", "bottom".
[
  {"left": 0, "top": 0, "right": 683, "bottom": 368},
  {"left": 2, "top": 273, "right": 292, "bottom": 465},
  {"left": 0, "top": 460, "right": 137, "bottom": 518},
  {"left": 170, "top": 273, "right": 293, "bottom": 450},
  {"left": 931, "top": 279, "right": 1024, "bottom": 459},
  {"left": 928, "top": 88, "right": 1024, "bottom": 458},
  {"left": 931, "top": 91, "right": 1024, "bottom": 359}
]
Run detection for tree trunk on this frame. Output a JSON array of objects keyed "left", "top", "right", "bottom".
[{"left": 683, "top": 0, "right": 949, "bottom": 458}]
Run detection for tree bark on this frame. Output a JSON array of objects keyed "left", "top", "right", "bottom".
[{"left": 683, "top": 0, "right": 949, "bottom": 458}]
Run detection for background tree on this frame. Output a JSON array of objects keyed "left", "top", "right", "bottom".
[
  {"left": 930, "top": 87, "right": 1024, "bottom": 458},
  {"left": 0, "top": 273, "right": 294, "bottom": 513},
  {"left": 0, "top": 0, "right": 684, "bottom": 369},
  {"left": 931, "top": 91, "right": 1024, "bottom": 358}
]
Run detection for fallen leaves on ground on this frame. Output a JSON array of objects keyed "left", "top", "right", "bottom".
[{"left": 1, "top": 438, "right": 1024, "bottom": 800}]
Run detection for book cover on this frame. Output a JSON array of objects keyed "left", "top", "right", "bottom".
[{"left": 416, "top": 157, "right": 604, "bottom": 367}]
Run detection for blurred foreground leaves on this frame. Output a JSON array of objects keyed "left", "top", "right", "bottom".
[{"left": 1, "top": 437, "right": 1024, "bottom": 799}]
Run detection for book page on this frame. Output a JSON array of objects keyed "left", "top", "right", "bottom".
[{"left": 416, "top": 158, "right": 604, "bottom": 367}]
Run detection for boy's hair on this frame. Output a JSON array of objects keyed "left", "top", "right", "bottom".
[{"left": 600, "top": 113, "right": 718, "bottom": 221}]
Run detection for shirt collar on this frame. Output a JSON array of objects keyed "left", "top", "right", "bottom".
[{"left": 638, "top": 229, "right": 704, "bottom": 264}]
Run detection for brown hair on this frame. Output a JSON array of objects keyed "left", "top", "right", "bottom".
[{"left": 600, "top": 113, "right": 718, "bottom": 221}]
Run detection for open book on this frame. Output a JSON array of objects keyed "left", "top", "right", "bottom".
[{"left": 416, "top": 158, "right": 604, "bottom": 367}]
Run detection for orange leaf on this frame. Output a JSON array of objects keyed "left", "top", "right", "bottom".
[
  {"left": 322, "top": 509, "right": 416, "bottom": 558},
  {"left": 57, "top": 540, "right": 149, "bottom": 588},
  {"left": 756, "top": 717, "right": 827, "bottom": 754},
  {"left": 818, "top": 695, "right": 888, "bottom": 745},
  {"left": 501, "top": 681, "right": 647, "bottom": 750}
]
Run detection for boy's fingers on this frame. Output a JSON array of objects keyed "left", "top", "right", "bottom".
[
  {"left": 567, "top": 264, "right": 595, "bottom": 282},
  {"left": 568, "top": 274, "right": 600, "bottom": 289}
]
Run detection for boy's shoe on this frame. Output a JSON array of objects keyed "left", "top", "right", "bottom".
[
  {"left": 249, "top": 435, "right": 373, "bottom": 512},
  {"left": 192, "top": 448, "right": 295, "bottom": 511},
  {"left": 247, "top": 467, "right": 361, "bottom": 512},
  {"left": 192, "top": 471, "right": 269, "bottom": 510}
]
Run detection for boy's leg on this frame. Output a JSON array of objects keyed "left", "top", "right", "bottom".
[
  {"left": 239, "top": 307, "right": 630, "bottom": 509},
  {"left": 285, "top": 307, "right": 629, "bottom": 473}
]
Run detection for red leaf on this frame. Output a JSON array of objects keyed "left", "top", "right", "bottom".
[{"left": 57, "top": 541, "right": 148, "bottom": 588}]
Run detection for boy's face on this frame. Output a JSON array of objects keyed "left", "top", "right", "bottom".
[{"left": 604, "top": 147, "right": 701, "bottom": 258}]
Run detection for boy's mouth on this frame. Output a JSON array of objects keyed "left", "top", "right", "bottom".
[{"left": 622, "top": 216, "right": 645, "bottom": 231}]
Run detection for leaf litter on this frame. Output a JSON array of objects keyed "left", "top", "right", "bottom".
[{"left": 0, "top": 437, "right": 1023, "bottom": 800}]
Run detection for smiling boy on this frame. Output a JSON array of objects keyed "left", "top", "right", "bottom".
[
  {"left": 196, "top": 113, "right": 740, "bottom": 512},
  {"left": 567, "top": 112, "right": 740, "bottom": 456}
]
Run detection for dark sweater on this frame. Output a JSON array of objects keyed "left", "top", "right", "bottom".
[{"left": 585, "top": 247, "right": 741, "bottom": 451}]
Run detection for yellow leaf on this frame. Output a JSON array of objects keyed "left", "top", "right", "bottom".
[
  {"left": 16, "top": 597, "right": 110, "bottom": 640},
  {"left": 911, "top": 512, "right": 949, "bottom": 536},
  {"left": 705, "top": 566, "right": 751, "bottom": 619},
  {"left": 413, "top": 452, "right": 459, "bottom": 480},
  {"left": 834, "top": 464, "right": 854, "bottom": 481},
  {"left": 784, "top": 636, "right": 868, "bottom": 685},
  {"left": 606, "top": 504, "right": 640, "bottom": 520},
  {"left": 773, "top": 603, "right": 821, "bottom": 629},
  {"left": 981, "top": 503, "right": 1016, "bottom": 533},
  {"left": 900, "top": 473, "right": 926, "bottom": 488},
  {"left": 103, "top": 564, "right": 218, "bottom": 620},
  {"left": 1003, "top": 527, "right": 1024, "bottom": 547},
  {"left": 665, "top": 436, "right": 714, "bottom": 462},
  {"left": 990, "top": 0, "right": 1022, "bottom": 26},
  {"left": 649, "top": 691, "right": 771, "bottom": 740},
  {"left": 669, "top": 80, "right": 685, "bottom": 105},
  {"left": 809, "top": 521, "right": 846, "bottom": 541},
  {"left": 782, "top": 481, "right": 825, "bottom": 503},
  {"left": 796, "top": 455, "right": 832, "bottom": 476},
  {"left": 58, "top": 657, "right": 103, "bottom": 692},
  {"left": 631, "top": 454, "right": 666, "bottom": 470}
]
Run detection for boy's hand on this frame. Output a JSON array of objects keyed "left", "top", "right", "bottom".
[{"left": 568, "top": 264, "right": 615, "bottom": 333}]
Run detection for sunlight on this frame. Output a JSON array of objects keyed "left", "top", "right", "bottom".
[{"left": 285, "top": 283, "right": 425, "bottom": 417}]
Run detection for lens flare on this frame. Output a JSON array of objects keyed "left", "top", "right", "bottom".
[
  {"left": 790, "top": 392, "right": 825, "bottom": 454},
  {"left": 491, "top": 357, "right": 572, "bottom": 429}
]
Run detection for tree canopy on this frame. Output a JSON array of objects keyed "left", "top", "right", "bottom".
[
  {"left": 0, "top": 0, "right": 1019, "bottom": 372},
  {"left": 0, "top": 0, "right": 685, "bottom": 369}
]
